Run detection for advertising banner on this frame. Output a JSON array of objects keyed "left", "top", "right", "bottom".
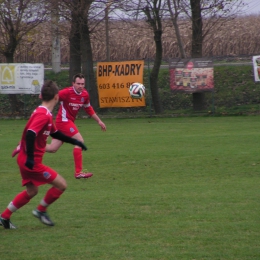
[
  {"left": 252, "top": 56, "right": 260, "bottom": 82},
  {"left": 169, "top": 58, "right": 214, "bottom": 93},
  {"left": 0, "top": 63, "right": 44, "bottom": 94},
  {"left": 97, "top": 60, "right": 145, "bottom": 108}
]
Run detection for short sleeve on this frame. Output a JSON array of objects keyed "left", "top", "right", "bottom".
[{"left": 28, "top": 113, "right": 49, "bottom": 135}]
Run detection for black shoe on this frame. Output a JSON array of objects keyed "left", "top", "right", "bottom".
[
  {"left": 32, "top": 209, "right": 54, "bottom": 226},
  {"left": 0, "top": 216, "right": 17, "bottom": 229}
]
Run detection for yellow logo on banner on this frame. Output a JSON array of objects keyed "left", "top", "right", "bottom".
[
  {"left": 1, "top": 65, "right": 15, "bottom": 85},
  {"left": 32, "top": 79, "right": 41, "bottom": 93},
  {"left": 97, "top": 60, "right": 145, "bottom": 108}
]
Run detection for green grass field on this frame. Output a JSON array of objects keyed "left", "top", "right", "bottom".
[{"left": 0, "top": 116, "right": 259, "bottom": 259}]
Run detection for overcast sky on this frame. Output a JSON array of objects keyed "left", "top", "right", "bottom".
[{"left": 240, "top": 0, "right": 260, "bottom": 15}]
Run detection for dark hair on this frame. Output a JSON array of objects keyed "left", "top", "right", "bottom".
[
  {"left": 41, "top": 80, "right": 59, "bottom": 101},
  {"left": 72, "top": 73, "right": 85, "bottom": 83}
]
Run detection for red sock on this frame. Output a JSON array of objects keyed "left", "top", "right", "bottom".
[
  {"left": 73, "top": 147, "right": 82, "bottom": 173},
  {"left": 1, "top": 190, "right": 31, "bottom": 219},
  {"left": 37, "top": 187, "right": 63, "bottom": 212}
]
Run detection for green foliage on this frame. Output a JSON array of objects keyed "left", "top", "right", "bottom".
[
  {"left": 213, "top": 66, "right": 260, "bottom": 113},
  {"left": 44, "top": 70, "right": 70, "bottom": 89},
  {"left": 0, "top": 65, "right": 259, "bottom": 117},
  {"left": 0, "top": 117, "right": 260, "bottom": 259}
]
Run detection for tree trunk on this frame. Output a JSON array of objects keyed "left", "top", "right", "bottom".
[
  {"left": 51, "top": 7, "right": 61, "bottom": 73},
  {"left": 80, "top": 19, "right": 98, "bottom": 110},
  {"left": 167, "top": 0, "right": 186, "bottom": 58},
  {"left": 69, "top": 1, "right": 81, "bottom": 83},
  {"left": 173, "top": 18, "right": 186, "bottom": 58},
  {"left": 150, "top": 29, "right": 163, "bottom": 114},
  {"left": 192, "top": 92, "right": 205, "bottom": 110},
  {"left": 143, "top": 2, "right": 163, "bottom": 114},
  {"left": 190, "top": 0, "right": 205, "bottom": 110},
  {"left": 105, "top": 3, "right": 110, "bottom": 61},
  {"left": 190, "top": 0, "right": 203, "bottom": 58}
]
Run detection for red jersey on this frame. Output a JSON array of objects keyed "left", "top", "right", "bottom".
[
  {"left": 19, "top": 106, "right": 57, "bottom": 162},
  {"left": 55, "top": 87, "right": 95, "bottom": 123}
]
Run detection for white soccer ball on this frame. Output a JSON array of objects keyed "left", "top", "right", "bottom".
[{"left": 129, "top": 83, "right": 145, "bottom": 99}]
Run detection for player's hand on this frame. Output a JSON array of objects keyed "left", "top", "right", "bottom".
[
  {"left": 98, "top": 121, "right": 106, "bottom": 131},
  {"left": 25, "top": 158, "right": 34, "bottom": 170},
  {"left": 74, "top": 140, "right": 87, "bottom": 151}
]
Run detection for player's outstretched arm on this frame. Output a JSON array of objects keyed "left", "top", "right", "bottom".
[
  {"left": 91, "top": 113, "right": 106, "bottom": 131},
  {"left": 50, "top": 131, "right": 87, "bottom": 151}
]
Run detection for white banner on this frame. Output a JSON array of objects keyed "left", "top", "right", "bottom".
[
  {"left": 0, "top": 63, "right": 44, "bottom": 94},
  {"left": 252, "top": 56, "right": 260, "bottom": 82}
]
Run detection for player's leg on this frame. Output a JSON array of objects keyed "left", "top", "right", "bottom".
[
  {"left": 45, "top": 138, "right": 63, "bottom": 153},
  {"left": 72, "top": 132, "right": 93, "bottom": 179},
  {"left": 72, "top": 132, "right": 84, "bottom": 174},
  {"left": 32, "top": 172, "right": 67, "bottom": 226},
  {"left": 55, "top": 120, "right": 92, "bottom": 179},
  {"left": 0, "top": 183, "right": 38, "bottom": 229}
]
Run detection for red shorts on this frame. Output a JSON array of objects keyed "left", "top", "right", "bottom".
[
  {"left": 55, "top": 120, "right": 79, "bottom": 137},
  {"left": 17, "top": 154, "right": 58, "bottom": 187}
]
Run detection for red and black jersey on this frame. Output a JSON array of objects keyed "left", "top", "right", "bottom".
[{"left": 20, "top": 106, "right": 57, "bottom": 160}]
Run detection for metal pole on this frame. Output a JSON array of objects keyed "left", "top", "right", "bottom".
[
  {"left": 212, "top": 90, "right": 215, "bottom": 115},
  {"left": 147, "top": 58, "right": 152, "bottom": 117}
]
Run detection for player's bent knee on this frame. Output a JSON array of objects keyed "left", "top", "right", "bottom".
[
  {"left": 26, "top": 186, "right": 38, "bottom": 198},
  {"left": 48, "top": 149, "right": 58, "bottom": 153},
  {"left": 73, "top": 133, "right": 84, "bottom": 143},
  {"left": 59, "top": 181, "right": 67, "bottom": 191},
  {"left": 46, "top": 146, "right": 58, "bottom": 153},
  {"left": 52, "top": 174, "right": 67, "bottom": 191}
]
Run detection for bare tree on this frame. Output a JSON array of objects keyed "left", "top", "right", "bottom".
[
  {"left": 79, "top": 0, "right": 98, "bottom": 109},
  {"left": 190, "top": 0, "right": 203, "bottom": 58},
  {"left": 64, "top": 0, "right": 82, "bottom": 82},
  {"left": 0, "top": 0, "right": 48, "bottom": 114},
  {"left": 62, "top": 0, "right": 116, "bottom": 109},
  {"left": 60, "top": 0, "right": 122, "bottom": 109},
  {"left": 143, "top": 0, "right": 164, "bottom": 114},
  {"left": 167, "top": 0, "right": 187, "bottom": 58},
  {"left": 187, "top": 0, "right": 245, "bottom": 57},
  {"left": 51, "top": 1, "right": 61, "bottom": 73},
  {"left": 119, "top": 0, "right": 165, "bottom": 114},
  {"left": 186, "top": 0, "right": 245, "bottom": 110},
  {"left": 189, "top": 0, "right": 204, "bottom": 110}
]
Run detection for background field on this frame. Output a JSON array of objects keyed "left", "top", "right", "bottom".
[
  {"left": 0, "top": 116, "right": 259, "bottom": 259},
  {"left": 5, "top": 15, "right": 260, "bottom": 63}
]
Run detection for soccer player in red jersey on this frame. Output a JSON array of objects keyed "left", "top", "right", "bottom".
[
  {"left": 46, "top": 73, "right": 106, "bottom": 179},
  {"left": 12, "top": 73, "right": 106, "bottom": 179},
  {"left": 0, "top": 80, "right": 87, "bottom": 229}
]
